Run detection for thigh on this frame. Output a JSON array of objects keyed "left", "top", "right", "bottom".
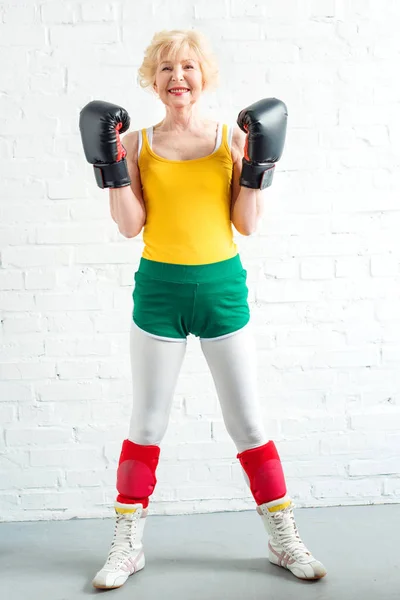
[
  {"left": 192, "top": 270, "right": 250, "bottom": 339},
  {"left": 200, "top": 324, "right": 267, "bottom": 452},
  {"left": 132, "top": 271, "right": 192, "bottom": 339},
  {"left": 128, "top": 322, "right": 187, "bottom": 445}
]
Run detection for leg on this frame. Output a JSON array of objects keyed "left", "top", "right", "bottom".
[
  {"left": 200, "top": 325, "right": 287, "bottom": 500},
  {"left": 200, "top": 324, "right": 267, "bottom": 453},
  {"left": 200, "top": 324, "right": 327, "bottom": 580},
  {"left": 128, "top": 321, "right": 187, "bottom": 447},
  {"left": 93, "top": 323, "right": 186, "bottom": 590},
  {"left": 118, "top": 321, "right": 187, "bottom": 507}
]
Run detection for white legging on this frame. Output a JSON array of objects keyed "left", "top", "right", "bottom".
[{"left": 128, "top": 322, "right": 267, "bottom": 453}]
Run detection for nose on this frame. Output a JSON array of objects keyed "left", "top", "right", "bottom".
[{"left": 171, "top": 66, "right": 184, "bottom": 81}]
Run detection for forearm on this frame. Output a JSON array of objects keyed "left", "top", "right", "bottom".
[
  {"left": 231, "top": 187, "right": 264, "bottom": 236},
  {"left": 109, "top": 186, "right": 146, "bottom": 238}
]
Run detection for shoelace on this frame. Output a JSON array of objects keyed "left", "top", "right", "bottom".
[
  {"left": 270, "top": 505, "right": 312, "bottom": 561},
  {"left": 106, "top": 515, "right": 137, "bottom": 568}
]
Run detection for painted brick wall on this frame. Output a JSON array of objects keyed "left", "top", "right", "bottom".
[{"left": 1, "top": 0, "right": 399, "bottom": 521}]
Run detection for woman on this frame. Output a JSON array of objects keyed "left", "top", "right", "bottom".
[{"left": 79, "top": 29, "right": 326, "bottom": 590}]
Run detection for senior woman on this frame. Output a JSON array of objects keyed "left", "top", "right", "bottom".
[{"left": 79, "top": 29, "right": 327, "bottom": 590}]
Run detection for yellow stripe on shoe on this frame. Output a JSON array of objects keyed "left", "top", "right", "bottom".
[
  {"left": 115, "top": 506, "right": 138, "bottom": 515},
  {"left": 267, "top": 500, "right": 292, "bottom": 513}
]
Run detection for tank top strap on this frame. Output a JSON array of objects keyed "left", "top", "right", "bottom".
[
  {"left": 146, "top": 127, "right": 153, "bottom": 147},
  {"left": 227, "top": 124, "right": 234, "bottom": 150},
  {"left": 213, "top": 122, "right": 222, "bottom": 151},
  {"left": 220, "top": 123, "right": 234, "bottom": 154},
  {"left": 138, "top": 127, "right": 153, "bottom": 157},
  {"left": 138, "top": 129, "right": 143, "bottom": 157}
]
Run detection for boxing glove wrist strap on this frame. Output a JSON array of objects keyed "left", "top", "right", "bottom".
[
  {"left": 240, "top": 158, "right": 275, "bottom": 190},
  {"left": 93, "top": 158, "right": 131, "bottom": 189}
]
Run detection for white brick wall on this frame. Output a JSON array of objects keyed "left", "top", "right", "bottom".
[{"left": 1, "top": 0, "right": 400, "bottom": 522}]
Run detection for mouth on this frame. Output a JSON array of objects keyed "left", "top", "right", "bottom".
[{"left": 168, "top": 87, "right": 190, "bottom": 95}]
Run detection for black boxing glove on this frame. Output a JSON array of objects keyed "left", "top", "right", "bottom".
[
  {"left": 237, "top": 98, "right": 288, "bottom": 190},
  {"left": 79, "top": 100, "right": 131, "bottom": 189}
]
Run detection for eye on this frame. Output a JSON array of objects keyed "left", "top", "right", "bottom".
[
  {"left": 162, "top": 66, "right": 172, "bottom": 71},
  {"left": 184, "top": 64, "right": 194, "bottom": 69}
]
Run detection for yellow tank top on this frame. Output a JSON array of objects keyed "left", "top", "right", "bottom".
[{"left": 138, "top": 123, "right": 237, "bottom": 265}]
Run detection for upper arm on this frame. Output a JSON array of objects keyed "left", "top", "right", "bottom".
[
  {"left": 121, "top": 131, "right": 145, "bottom": 209},
  {"left": 231, "top": 125, "right": 246, "bottom": 160},
  {"left": 230, "top": 126, "right": 246, "bottom": 210},
  {"left": 108, "top": 130, "right": 146, "bottom": 235}
]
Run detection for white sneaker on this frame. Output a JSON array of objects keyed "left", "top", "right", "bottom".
[
  {"left": 92, "top": 502, "right": 148, "bottom": 590},
  {"left": 257, "top": 495, "right": 327, "bottom": 580}
]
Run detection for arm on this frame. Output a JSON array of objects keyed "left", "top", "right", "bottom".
[
  {"left": 230, "top": 126, "right": 266, "bottom": 236},
  {"left": 79, "top": 100, "right": 146, "bottom": 239},
  {"left": 109, "top": 131, "right": 146, "bottom": 238}
]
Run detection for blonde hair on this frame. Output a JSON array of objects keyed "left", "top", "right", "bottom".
[{"left": 138, "top": 29, "right": 219, "bottom": 92}]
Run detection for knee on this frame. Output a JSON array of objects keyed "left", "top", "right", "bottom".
[
  {"left": 129, "top": 424, "right": 164, "bottom": 447},
  {"left": 117, "top": 439, "right": 160, "bottom": 500},
  {"left": 229, "top": 423, "right": 267, "bottom": 453},
  {"left": 237, "top": 441, "right": 287, "bottom": 505}
]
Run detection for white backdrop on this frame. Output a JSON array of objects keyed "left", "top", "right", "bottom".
[{"left": 0, "top": 0, "right": 399, "bottom": 522}]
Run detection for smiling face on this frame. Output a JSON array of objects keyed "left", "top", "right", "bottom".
[{"left": 153, "top": 46, "right": 204, "bottom": 109}]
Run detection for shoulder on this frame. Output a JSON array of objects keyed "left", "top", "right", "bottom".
[
  {"left": 121, "top": 130, "right": 140, "bottom": 162},
  {"left": 231, "top": 125, "right": 246, "bottom": 151},
  {"left": 230, "top": 125, "right": 246, "bottom": 161}
]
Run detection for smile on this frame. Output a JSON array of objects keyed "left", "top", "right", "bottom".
[{"left": 168, "top": 88, "right": 190, "bottom": 94}]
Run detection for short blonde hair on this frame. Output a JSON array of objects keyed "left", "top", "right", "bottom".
[{"left": 138, "top": 29, "right": 219, "bottom": 92}]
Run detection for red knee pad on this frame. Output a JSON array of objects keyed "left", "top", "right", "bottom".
[
  {"left": 237, "top": 441, "right": 287, "bottom": 505},
  {"left": 116, "top": 439, "right": 160, "bottom": 508}
]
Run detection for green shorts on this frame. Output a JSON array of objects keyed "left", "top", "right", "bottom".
[{"left": 132, "top": 254, "right": 250, "bottom": 339}]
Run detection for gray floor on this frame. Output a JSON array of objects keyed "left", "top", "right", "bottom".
[{"left": 1, "top": 504, "right": 399, "bottom": 600}]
